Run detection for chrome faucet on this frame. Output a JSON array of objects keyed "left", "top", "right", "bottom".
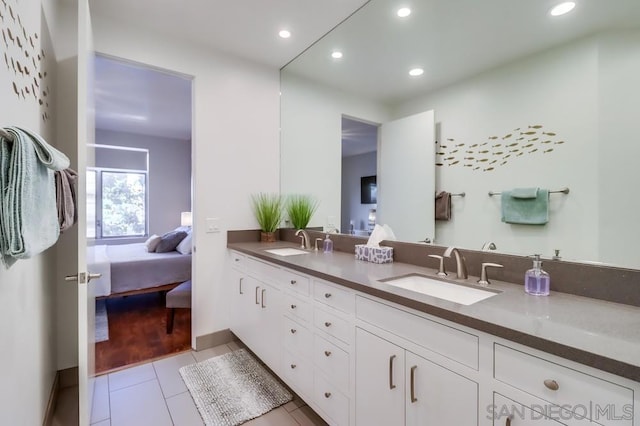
[
  {"left": 481, "top": 241, "right": 497, "bottom": 251},
  {"left": 295, "top": 229, "right": 311, "bottom": 250},
  {"left": 443, "top": 246, "right": 468, "bottom": 279}
]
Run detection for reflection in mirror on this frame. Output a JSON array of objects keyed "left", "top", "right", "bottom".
[{"left": 280, "top": 0, "right": 640, "bottom": 269}]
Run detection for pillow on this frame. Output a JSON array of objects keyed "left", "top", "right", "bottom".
[
  {"left": 155, "top": 230, "right": 188, "bottom": 253},
  {"left": 144, "top": 234, "right": 161, "bottom": 253},
  {"left": 176, "top": 232, "right": 192, "bottom": 255},
  {"left": 174, "top": 225, "right": 192, "bottom": 234}
]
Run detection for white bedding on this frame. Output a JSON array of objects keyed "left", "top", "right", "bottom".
[{"left": 88, "top": 243, "right": 192, "bottom": 297}]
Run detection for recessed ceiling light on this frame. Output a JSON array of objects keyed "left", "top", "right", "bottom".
[
  {"left": 397, "top": 7, "right": 411, "bottom": 18},
  {"left": 279, "top": 30, "right": 291, "bottom": 39},
  {"left": 550, "top": 2, "right": 576, "bottom": 16},
  {"left": 331, "top": 51, "right": 343, "bottom": 59},
  {"left": 409, "top": 68, "right": 424, "bottom": 77}
]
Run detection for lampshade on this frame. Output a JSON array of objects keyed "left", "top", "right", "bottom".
[{"left": 181, "top": 211, "right": 192, "bottom": 227}]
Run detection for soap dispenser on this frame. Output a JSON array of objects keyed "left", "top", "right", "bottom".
[
  {"left": 525, "top": 254, "right": 550, "bottom": 296},
  {"left": 323, "top": 234, "right": 333, "bottom": 253}
]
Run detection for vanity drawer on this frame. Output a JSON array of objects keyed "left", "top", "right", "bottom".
[
  {"left": 356, "top": 295, "right": 478, "bottom": 369},
  {"left": 281, "top": 269, "right": 310, "bottom": 296},
  {"left": 229, "top": 251, "right": 246, "bottom": 269},
  {"left": 492, "top": 393, "right": 581, "bottom": 426},
  {"left": 246, "top": 257, "right": 280, "bottom": 284},
  {"left": 494, "top": 344, "right": 633, "bottom": 426},
  {"left": 284, "top": 292, "right": 312, "bottom": 323},
  {"left": 314, "top": 306, "right": 351, "bottom": 345},
  {"left": 314, "top": 372, "right": 350, "bottom": 426},
  {"left": 283, "top": 350, "right": 313, "bottom": 398},
  {"left": 314, "top": 280, "right": 355, "bottom": 314},
  {"left": 283, "top": 317, "right": 313, "bottom": 357},
  {"left": 313, "top": 334, "right": 349, "bottom": 393}
]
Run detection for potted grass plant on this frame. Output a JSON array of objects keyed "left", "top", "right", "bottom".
[
  {"left": 286, "top": 194, "right": 319, "bottom": 230},
  {"left": 251, "top": 193, "right": 284, "bottom": 242}
]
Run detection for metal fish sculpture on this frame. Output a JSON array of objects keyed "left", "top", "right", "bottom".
[
  {"left": 477, "top": 158, "right": 489, "bottom": 162},
  {"left": 436, "top": 163, "right": 444, "bottom": 167},
  {"left": 445, "top": 156, "right": 455, "bottom": 161},
  {"left": 500, "top": 161, "right": 508, "bottom": 166},
  {"left": 523, "top": 144, "right": 534, "bottom": 148},
  {"left": 440, "top": 145, "right": 448, "bottom": 149},
  {"left": 488, "top": 136, "right": 498, "bottom": 140},
  {"left": 516, "top": 137, "right": 525, "bottom": 141},
  {"left": 541, "top": 140, "right": 552, "bottom": 144},
  {"left": 502, "top": 134, "right": 512, "bottom": 139},
  {"left": 456, "top": 143, "right": 465, "bottom": 147},
  {"left": 464, "top": 157, "right": 475, "bottom": 160},
  {"left": 494, "top": 151, "right": 504, "bottom": 155},
  {"left": 473, "top": 167, "right": 480, "bottom": 171},
  {"left": 517, "top": 152, "right": 524, "bottom": 157},
  {"left": 507, "top": 143, "right": 518, "bottom": 147},
  {"left": 490, "top": 160, "right": 497, "bottom": 165},
  {"left": 493, "top": 144, "right": 502, "bottom": 148},
  {"left": 529, "top": 125, "right": 543, "bottom": 129},
  {"left": 529, "top": 148, "right": 538, "bottom": 153},
  {"left": 554, "top": 141, "right": 565, "bottom": 145},
  {"left": 528, "top": 138, "right": 539, "bottom": 142},
  {"left": 464, "top": 164, "right": 473, "bottom": 167},
  {"left": 520, "top": 131, "right": 536, "bottom": 135},
  {"left": 479, "top": 150, "right": 489, "bottom": 154},
  {"left": 543, "top": 132, "right": 556, "bottom": 136},
  {"left": 447, "top": 138, "right": 455, "bottom": 141},
  {"left": 470, "top": 144, "right": 478, "bottom": 148},
  {"left": 544, "top": 149, "right": 554, "bottom": 154},
  {"left": 449, "top": 161, "right": 459, "bottom": 166},
  {"left": 484, "top": 167, "right": 495, "bottom": 172}
]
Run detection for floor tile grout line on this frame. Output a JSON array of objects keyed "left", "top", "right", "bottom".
[{"left": 108, "top": 376, "right": 158, "bottom": 394}]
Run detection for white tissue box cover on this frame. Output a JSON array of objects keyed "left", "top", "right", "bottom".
[{"left": 355, "top": 244, "right": 393, "bottom": 264}]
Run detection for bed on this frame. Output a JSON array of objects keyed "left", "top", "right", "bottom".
[{"left": 88, "top": 243, "right": 192, "bottom": 298}]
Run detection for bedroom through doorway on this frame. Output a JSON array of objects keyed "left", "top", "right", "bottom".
[{"left": 90, "top": 55, "right": 194, "bottom": 373}]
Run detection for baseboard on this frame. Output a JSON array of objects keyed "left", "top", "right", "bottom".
[
  {"left": 42, "top": 371, "right": 60, "bottom": 426},
  {"left": 195, "top": 329, "right": 237, "bottom": 351}
]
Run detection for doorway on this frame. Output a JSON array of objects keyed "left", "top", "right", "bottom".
[
  {"left": 341, "top": 116, "right": 379, "bottom": 236},
  {"left": 91, "top": 55, "right": 194, "bottom": 373}
]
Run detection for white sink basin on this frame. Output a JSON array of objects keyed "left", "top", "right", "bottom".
[
  {"left": 380, "top": 274, "right": 500, "bottom": 305},
  {"left": 263, "top": 248, "right": 310, "bottom": 256}
]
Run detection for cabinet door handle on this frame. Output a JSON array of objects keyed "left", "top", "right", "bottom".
[
  {"left": 261, "top": 289, "right": 266, "bottom": 308},
  {"left": 324, "top": 392, "right": 331, "bottom": 398},
  {"left": 410, "top": 365, "right": 418, "bottom": 403},
  {"left": 290, "top": 304, "right": 296, "bottom": 309},
  {"left": 324, "top": 293, "right": 332, "bottom": 298},
  {"left": 389, "top": 355, "right": 397, "bottom": 389},
  {"left": 290, "top": 364, "right": 296, "bottom": 369},
  {"left": 290, "top": 280, "right": 296, "bottom": 285},
  {"left": 324, "top": 350, "right": 332, "bottom": 357},
  {"left": 255, "top": 286, "right": 260, "bottom": 304},
  {"left": 544, "top": 379, "right": 559, "bottom": 391},
  {"left": 324, "top": 321, "right": 332, "bottom": 327},
  {"left": 290, "top": 328, "right": 297, "bottom": 334},
  {"left": 239, "top": 277, "right": 244, "bottom": 295},
  {"left": 505, "top": 417, "right": 511, "bottom": 426}
]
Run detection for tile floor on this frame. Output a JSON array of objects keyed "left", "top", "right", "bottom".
[{"left": 55, "top": 341, "right": 328, "bottom": 426}]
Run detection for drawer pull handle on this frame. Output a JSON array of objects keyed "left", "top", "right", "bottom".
[
  {"left": 505, "top": 417, "right": 512, "bottom": 426},
  {"left": 239, "top": 278, "right": 244, "bottom": 295},
  {"left": 261, "top": 289, "right": 266, "bottom": 308},
  {"left": 290, "top": 329, "right": 297, "bottom": 334},
  {"left": 389, "top": 355, "right": 397, "bottom": 389},
  {"left": 290, "top": 304, "right": 296, "bottom": 309},
  {"left": 324, "top": 322, "right": 332, "bottom": 327},
  {"left": 324, "top": 350, "right": 332, "bottom": 357},
  {"left": 290, "top": 280, "right": 296, "bottom": 285},
  {"left": 544, "top": 379, "right": 559, "bottom": 391},
  {"left": 324, "top": 392, "right": 331, "bottom": 398},
  {"left": 235, "top": 258, "right": 240, "bottom": 262},
  {"left": 410, "top": 365, "right": 418, "bottom": 403},
  {"left": 324, "top": 293, "right": 332, "bottom": 298},
  {"left": 290, "top": 364, "right": 296, "bottom": 369},
  {"left": 255, "top": 286, "right": 260, "bottom": 304}
]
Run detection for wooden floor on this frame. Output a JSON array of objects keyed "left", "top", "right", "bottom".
[{"left": 96, "top": 292, "right": 191, "bottom": 374}]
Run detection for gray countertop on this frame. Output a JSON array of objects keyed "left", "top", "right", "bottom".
[{"left": 228, "top": 241, "right": 640, "bottom": 382}]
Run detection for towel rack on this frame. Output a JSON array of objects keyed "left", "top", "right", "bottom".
[
  {"left": 0, "top": 128, "right": 14, "bottom": 142},
  {"left": 488, "top": 187, "right": 570, "bottom": 196},
  {"left": 435, "top": 191, "right": 465, "bottom": 197}
]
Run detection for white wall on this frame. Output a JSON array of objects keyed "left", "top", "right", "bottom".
[
  {"left": 0, "top": 0, "right": 63, "bottom": 422},
  {"left": 95, "top": 129, "right": 192, "bottom": 240},
  {"left": 341, "top": 152, "right": 377, "bottom": 233},
  {"left": 392, "top": 36, "right": 601, "bottom": 262},
  {"left": 55, "top": 14, "right": 282, "bottom": 352},
  {"left": 281, "top": 72, "right": 391, "bottom": 231}
]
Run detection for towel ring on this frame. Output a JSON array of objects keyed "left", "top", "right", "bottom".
[{"left": 0, "top": 128, "right": 14, "bottom": 142}]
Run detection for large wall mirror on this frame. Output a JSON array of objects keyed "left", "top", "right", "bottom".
[{"left": 280, "top": 0, "right": 640, "bottom": 269}]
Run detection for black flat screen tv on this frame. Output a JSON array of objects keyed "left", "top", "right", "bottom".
[{"left": 361, "top": 175, "right": 377, "bottom": 204}]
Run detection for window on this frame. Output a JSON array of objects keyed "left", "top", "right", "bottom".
[{"left": 87, "top": 145, "right": 149, "bottom": 239}]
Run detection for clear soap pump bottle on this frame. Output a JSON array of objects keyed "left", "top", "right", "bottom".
[
  {"left": 525, "top": 254, "right": 550, "bottom": 296},
  {"left": 323, "top": 234, "right": 333, "bottom": 253}
]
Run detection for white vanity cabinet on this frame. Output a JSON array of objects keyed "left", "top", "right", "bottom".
[{"left": 228, "top": 252, "right": 282, "bottom": 372}]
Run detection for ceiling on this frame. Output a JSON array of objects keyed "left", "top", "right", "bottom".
[
  {"left": 283, "top": 0, "right": 640, "bottom": 106},
  {"left": 89, "top": 0, "right": 369, "bottom": 139},
  {"left": 342, "top": 117, "right": 378, "bottom": 157}
]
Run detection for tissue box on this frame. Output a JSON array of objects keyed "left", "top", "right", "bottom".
[{"left": 355, "top": 244, "right": 394, "bottom": 264}]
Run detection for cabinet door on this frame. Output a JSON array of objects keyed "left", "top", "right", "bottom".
[
  {"left": 233, "top": 275, "right": 261, "bottom": 351},
  {"left": 256, "top": 281, "right": 282, "bottom": 370},
  {"left": 356, "top": 328, "right": 405, "bottom": 426},
  {"left": 405, "top": 351, "right": 477, "bottom": 426},
  {"left": 228, "top": 268, "right": 246, "bottom": 337}
]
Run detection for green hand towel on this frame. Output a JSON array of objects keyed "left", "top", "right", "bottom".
[{"left": 501, "top": 188, "right": 550, "bottom": 225}]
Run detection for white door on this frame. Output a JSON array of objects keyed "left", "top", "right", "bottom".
[
  {"left": 77, "top": 1, "right": 96, "bottom": 424},
  {"left": 378, "top": 110, "right": 435, "bottom": 242},
  {"left": 405, "top": 351, "right": 478, "bottom": 426},
  {"left": 355, "top": 328, "right": 405, "bottom": 426}
]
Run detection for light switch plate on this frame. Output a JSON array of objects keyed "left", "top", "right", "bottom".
[{"left": 206, "top": 218, "right": 220, "bottom": 233}]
